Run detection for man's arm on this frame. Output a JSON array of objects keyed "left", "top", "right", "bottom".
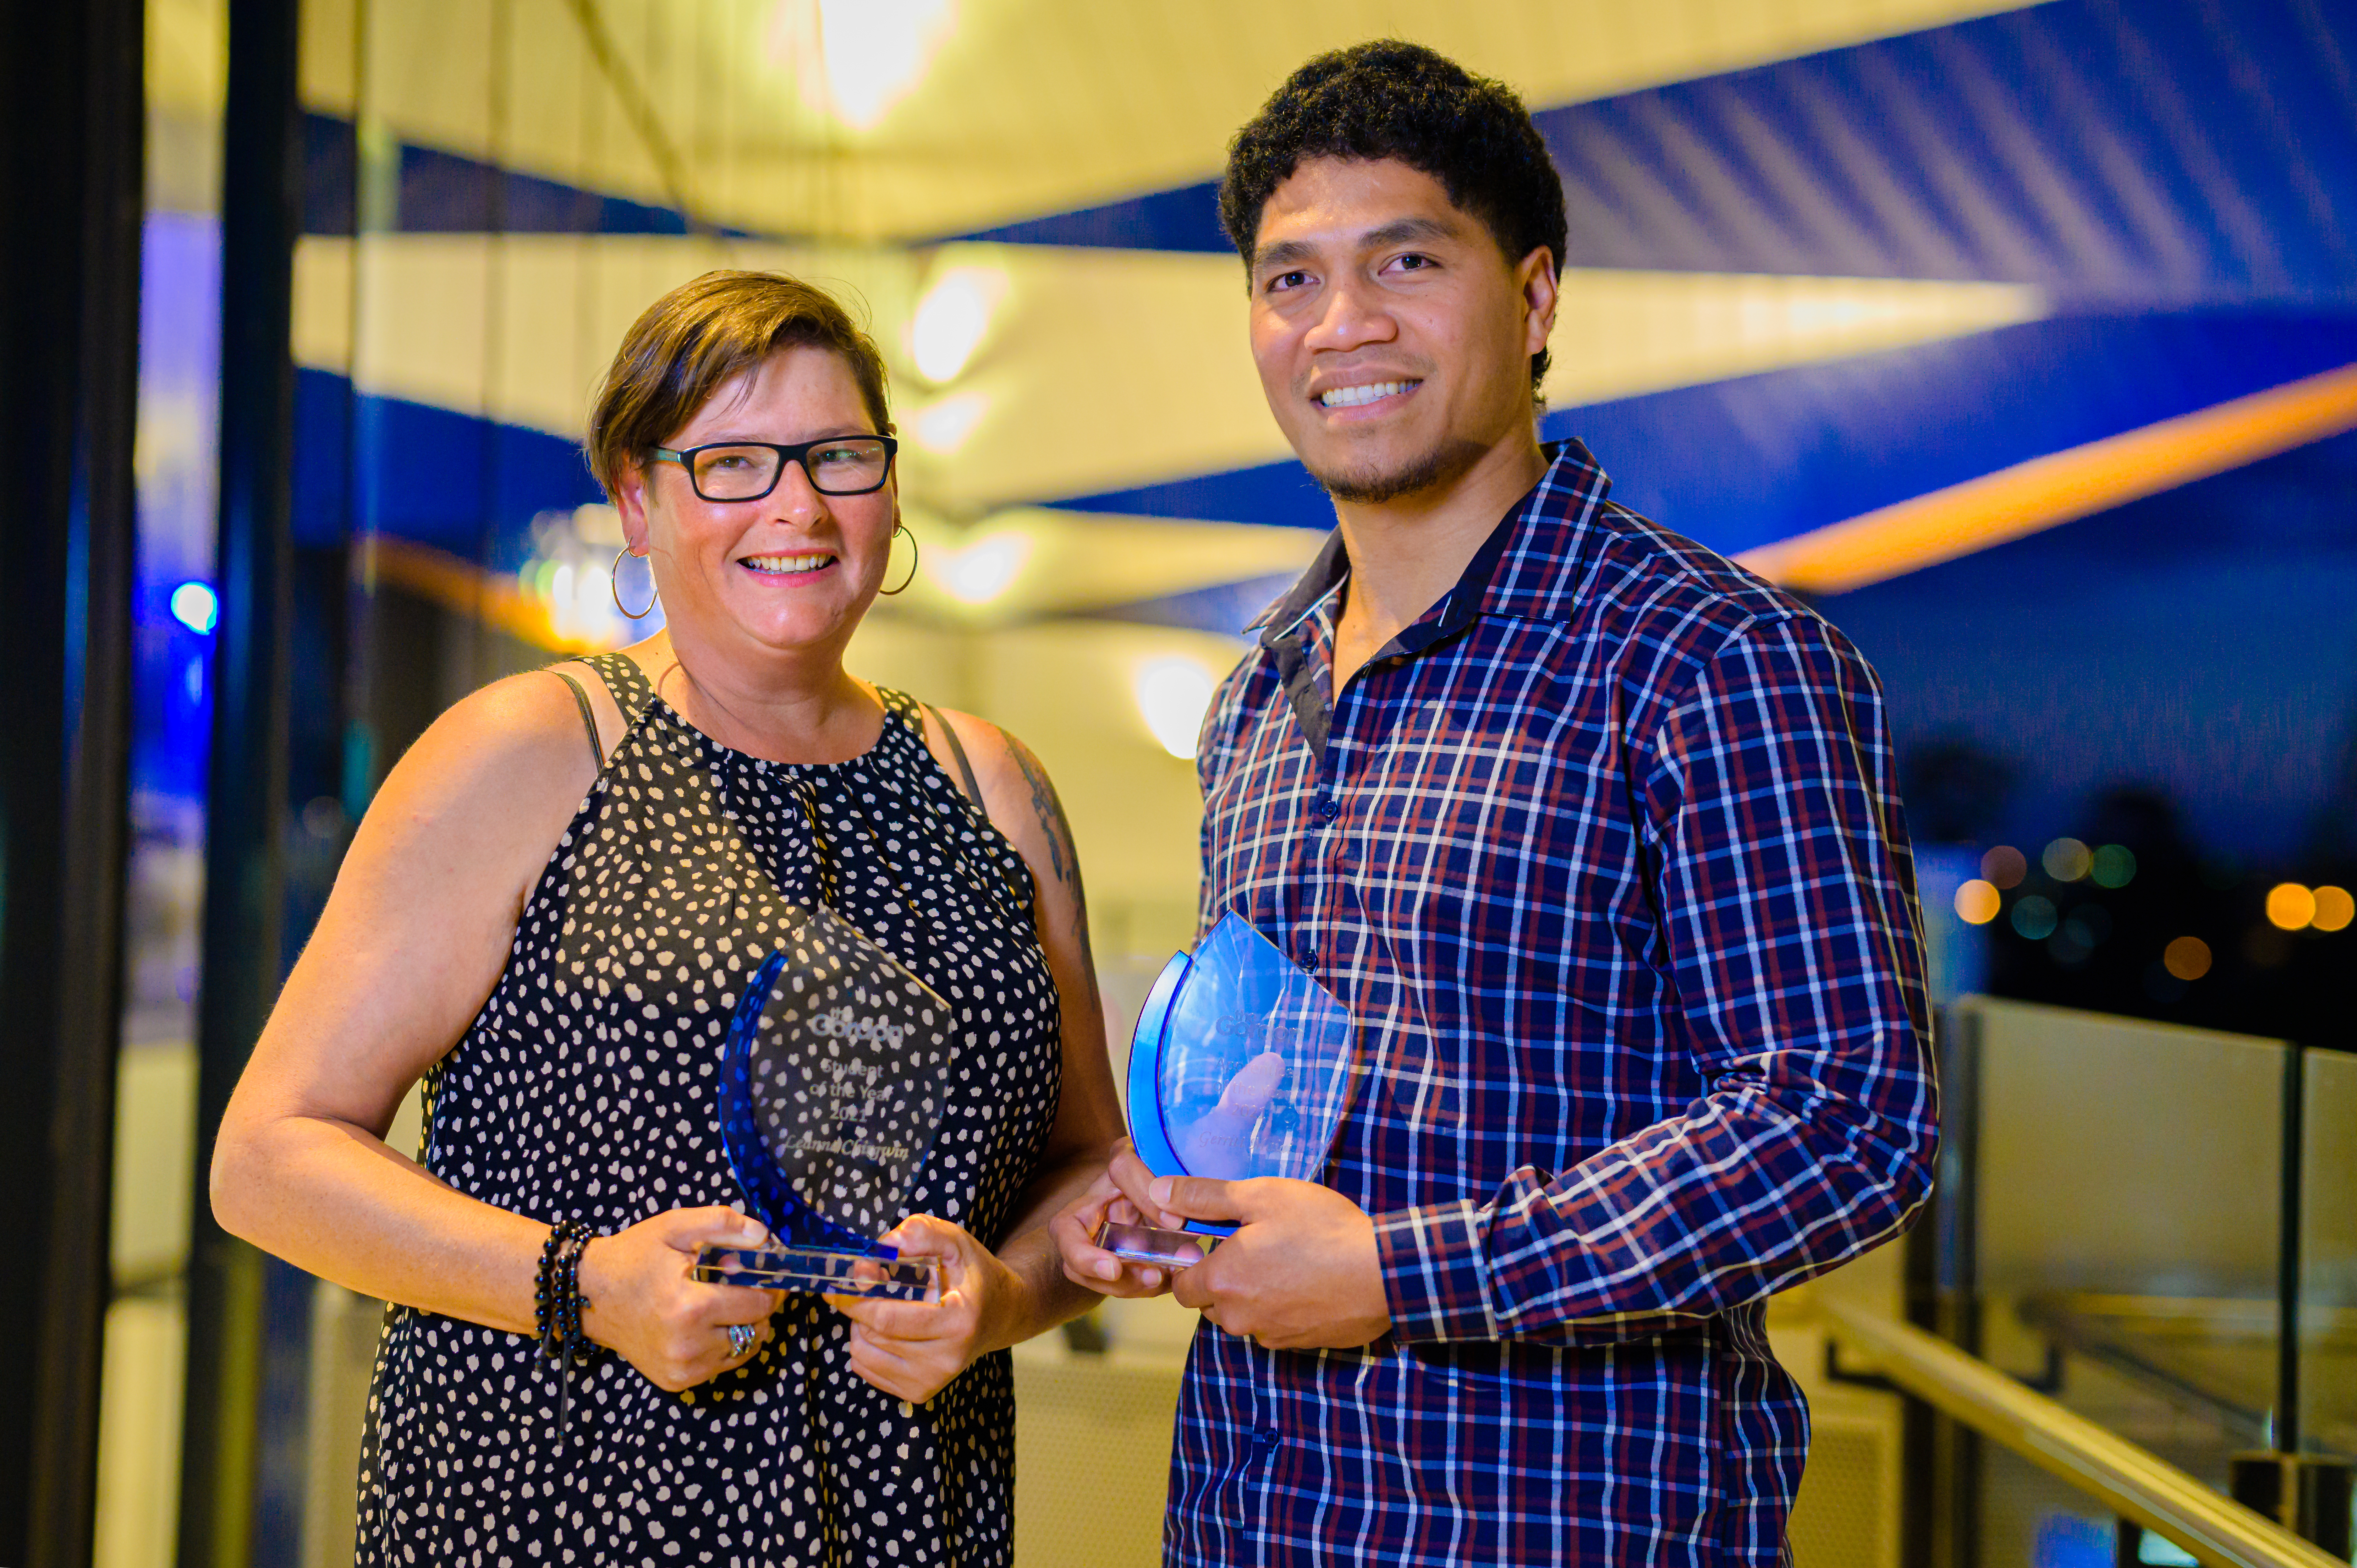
[{"left": 1376, "top": 610, "right": 1938, "bottom": 1345}]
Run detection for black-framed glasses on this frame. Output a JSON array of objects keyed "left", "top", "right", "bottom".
[{"left": 649, "top": 435, "right": 898, "bottom": 502}]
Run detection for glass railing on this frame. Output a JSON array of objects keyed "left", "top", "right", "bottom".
[
  {"left": 1926, "top": 997, "right": 2353, "bottom": 1564},
  {"left": 2302, "top": 1052, "right": 2356, "bottom": 1470}
]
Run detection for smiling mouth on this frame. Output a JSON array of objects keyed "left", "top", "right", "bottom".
[
  {"left": 738, "top": 552, "right": 836, "bottom": 576},
  {"left": 1317, "top": 379, "right": 1420, "bottom": 409}
]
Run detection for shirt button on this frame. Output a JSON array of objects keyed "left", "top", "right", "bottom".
[
  {"left": 1316, "top": 796, "right": 1341, "bottom": 823},
  {"left": 1294, "top": 938, "right": 1318, "bottom": 973}
]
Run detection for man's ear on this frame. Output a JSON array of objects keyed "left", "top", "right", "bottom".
[{"left": 1519, "top": 246, "right": 1560, "bottom": 359}]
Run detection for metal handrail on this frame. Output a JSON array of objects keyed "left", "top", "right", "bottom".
[{"left": 1821, "top": 1299, "right": 2347, "bottom": 1568}]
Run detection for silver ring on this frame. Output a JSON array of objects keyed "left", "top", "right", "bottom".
[{"left": 726, "top": 1322, "right": 756, "bottom": 1358}]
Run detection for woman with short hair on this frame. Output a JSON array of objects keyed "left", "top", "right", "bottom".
[{"left": 212, "top": 269, "right": 1124, "bottom": 1564}]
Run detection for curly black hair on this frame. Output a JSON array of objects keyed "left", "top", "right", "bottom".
[{"left": 1219, "top": 40, "right": 1568, "bottom": 394}]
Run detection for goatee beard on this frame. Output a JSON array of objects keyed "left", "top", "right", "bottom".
[{"left": 1312, "top": 437, "right": 1485, "bottom": 505}]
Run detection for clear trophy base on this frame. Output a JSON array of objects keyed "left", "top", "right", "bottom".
[
  {"left": 692, "top": 1242, "right": 937, "bottom": 1300},
  {"left": 1095, "top": 1219, "right": 1224, "bottom": 1269}
]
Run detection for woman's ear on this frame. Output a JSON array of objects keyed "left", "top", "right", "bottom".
[{"left": 612, "top": 461, "right": 654, "bottom": 554}]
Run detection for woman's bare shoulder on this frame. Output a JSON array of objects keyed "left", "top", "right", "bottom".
[
  {"left": 352, "top": 670, "right": 603, "bottom": 874},
  {"left": 922, "top": 708, "right": 1079, "bottom": 889}
]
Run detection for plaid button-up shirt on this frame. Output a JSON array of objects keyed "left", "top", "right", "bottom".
[{"left": 1169, "top": 441, "right": 1937, "bottom": 1567}]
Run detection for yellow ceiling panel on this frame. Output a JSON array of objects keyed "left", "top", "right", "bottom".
[
  {"left": 303, "top": 0, "right": 2048, "bottom": 242},
  {"left": 890, "top": 508, "right": 1326, "bottom": 624},
  {"left": 897, "top": 248, "right": 2043, "bottom": 510},
  {"left": 893, "top": 243, "right": 1276, "bottom": 511},
  {"left": 294, "top": 232, "right": 921, "bottom": 434},
  {"left": 297, "top": 234, "right": 2042, "bottom": 515},
  {"left": 1539, "top": 269, "right": 2045, "bottom": 412}
]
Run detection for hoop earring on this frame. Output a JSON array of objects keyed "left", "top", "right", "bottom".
[
  {"left": 878, "top": 522, "right": 918, "bottom": 596},
  {"left": 611, "top": 547, "right": 659, "bottom": 618}
]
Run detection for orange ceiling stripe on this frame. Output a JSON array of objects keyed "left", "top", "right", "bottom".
[
  {"left": 1736, "top": 360, "right": 2357, "bottom": 595},
  {"left": 364, "top": 536, "right": 585, "bottom": 652}
]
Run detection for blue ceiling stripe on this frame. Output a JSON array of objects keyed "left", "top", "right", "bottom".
[
  {"left": 1080, "top": 571, "right": 1302, "bottom": 637},
  {"left": 1051, "top": 311, "right": 2357, "bottom": 557},
  {"left": 937, "top": 0, "right": 2357, "bottom": 303},
  {"left": 301, "top": 112, "right": 756, "bottom": 238},
  {"left": 955, "top": 180, "right": 1232, "bottom": 253},
  {"left": 293, "top": 366, "right": 604, "bottom": 562}
]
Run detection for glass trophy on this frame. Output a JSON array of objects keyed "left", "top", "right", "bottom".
[
  {"left": 691, "top": 909, "right": 954, "bottom": 1301},
  {"left": 1096, "top": 911, "right": 1356, "bottom": 1268}
]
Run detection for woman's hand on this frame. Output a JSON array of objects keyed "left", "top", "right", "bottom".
[
  {"left": 829, "top": 1214, "right": 1024, "bottom": 1404},
  {"left": 1049, "top": 1145, "right": 1180, "bottom": 1299},
  {"left": 578, "top": 1206, "right": 783, "bottom": 1392}
]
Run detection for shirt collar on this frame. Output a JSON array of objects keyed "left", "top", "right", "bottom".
[{"left": 1246, "top": 439, "right": 1615, "bottom": 647}]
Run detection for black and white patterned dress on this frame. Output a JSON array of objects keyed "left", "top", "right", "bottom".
[{"left": 356, "top": 652, "right": 1062, "bottom": 1566}]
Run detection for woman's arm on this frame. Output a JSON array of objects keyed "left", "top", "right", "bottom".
[
  {"left": 835, "top": 712, "right": 1126, "bottom": 1401},
  {"left": 962, "top": 719, "right": 1129, "bottom": 1307},
  {"left": 210, "top": 670, "right": 777, "bottom": 1390}
]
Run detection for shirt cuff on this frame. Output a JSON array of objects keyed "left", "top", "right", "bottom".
[{"left": 1373, "top": 1198, "right": 1498, "bottom": 1343}]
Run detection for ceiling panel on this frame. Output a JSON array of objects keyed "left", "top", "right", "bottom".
[
  {"left": 296, "top": 232, "right": 2040, "bottom": 515},
  {"left": 299, "top": 0, "right": 2044, "bottom": 242}
]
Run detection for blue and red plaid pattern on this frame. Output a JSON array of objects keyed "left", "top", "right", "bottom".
[{"left": 1168, "top": 441, "right": 1937, "bottom": 1567}]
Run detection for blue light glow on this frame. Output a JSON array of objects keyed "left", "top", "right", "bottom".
[{"left": 170, "top": 581, "right": 219, "bottom": 634}]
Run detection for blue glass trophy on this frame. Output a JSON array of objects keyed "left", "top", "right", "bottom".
[
  {"left": 691, "top": 911, "right": 953, "bottom": 1301},
  {"left": 1096, "top": 911, "right": 1357, "bottom": 1268}
]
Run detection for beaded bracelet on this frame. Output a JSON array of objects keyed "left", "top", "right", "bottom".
[{"left": 536, "top": 1218, "right": 596, "bottom": 1366}]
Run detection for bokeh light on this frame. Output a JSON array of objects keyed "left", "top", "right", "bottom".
[
  {"left": 1981, "top": 845, "right": 2027, "bottom": 889},
  {"left": 2163, "top": 936, "right": 2212, "bottom": 981},
  {"left": 2089, "top": 843, "right": 2136, "bottom": 888},
  {"left": 2011, "top": 895, "right": 2058, "bottom": 940},
  {"left": 2313, "top": 885, "right": 2354, "bottom": 933},
  {"left": 935, "top": 530, "right": 1031, "bottom": 604},
  {"left": 908, "top": 265, "right": 1008, "bottom": 383},
  {"left": 1953, "top": 879, "right": 2001, "bottom": 925},
  {"left": 770, "top": 0, "right": 960, "bottom": 131},
  {"left": 1132, "top": 657, "right": 1216, "bottom": 760},
  {"left": 169, "top": 580, "right": 219, "bottom": 634},
  {"left": 2265, "top": 882, "right": 2317, "bottom": 931},
  {"left": 2041, "top": 837, "right": 2092, "bottom": 882},
  {"left": 909, "top": 389, "right": 990, "bottom": 454}
]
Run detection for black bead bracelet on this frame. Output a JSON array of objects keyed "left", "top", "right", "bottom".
[{"left": 536, "top": 1217, "right": 596, "bottom": 1367}]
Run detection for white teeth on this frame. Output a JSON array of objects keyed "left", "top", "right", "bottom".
[
  {"left": 740, "top": 553, "right": 833, "bottom": 574},
  {"left": 1318, "top": 380, "right": 1415, "bottom": 408}
]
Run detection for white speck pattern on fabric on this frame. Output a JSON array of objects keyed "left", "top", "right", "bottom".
[{"left": 355, "top": 652, "right": 1061, "bottom": 1566}]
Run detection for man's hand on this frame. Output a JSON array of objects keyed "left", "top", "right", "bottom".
[{"left": 1153, "top": 1174, "right": 1392, "bottom": 1350}]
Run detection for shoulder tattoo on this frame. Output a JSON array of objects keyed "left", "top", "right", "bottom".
[
  {"left": 1002, "top": 732, "right": 1102, "bottom": 990},
  {"left": 1004, "top": 732, "right": 1080, "bottom": 895}
]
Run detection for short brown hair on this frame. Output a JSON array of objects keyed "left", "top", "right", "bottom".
[{"left": 585, "top": 270, "right": 893, "bottom": 499}]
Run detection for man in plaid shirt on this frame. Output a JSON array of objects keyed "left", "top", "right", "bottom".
[{"left": 1055, "top": 41, "right": 1937, "bottom": 1566}]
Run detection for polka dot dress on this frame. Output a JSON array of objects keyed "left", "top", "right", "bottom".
[{"left": 355, "top": 652, "right": 1062, "bottom": 1566}]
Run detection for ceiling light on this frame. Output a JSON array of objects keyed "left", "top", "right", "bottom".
[
  {"left": 908, "top": 390, "right": 989, "bottom": 454},
  {"left": 909, "top": 265, "right": 1006, "bottom": 384},
  {"left": 1133, "top": 657, "right": 1217, "bottom": 760},
  {"left": 937, "top": 531, "right": 1031, "bottom": 605},
  {"left": 771, "top": 0, "right": 958, "bottom": 131}
]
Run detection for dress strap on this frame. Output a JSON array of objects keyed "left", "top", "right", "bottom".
[
  {"left": 922, "top": 703, "right": 987, "bottom": 810},
  {"left": 580, "top": 650, "right": 657, "bottom": 727},
  {"left": 883, "top": 686, "right": 984, "bottom": 818},
  {"left": 548, "top": 671, "right": 604, "bottom": 770}
]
